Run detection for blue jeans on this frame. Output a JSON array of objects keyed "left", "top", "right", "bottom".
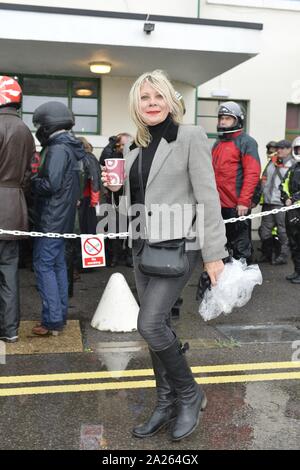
[{"left": 33, "top": 238, "right": 68, "bottom": 330}]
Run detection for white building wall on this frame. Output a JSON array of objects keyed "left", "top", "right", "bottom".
[
  {"left": 0, "top": 0, "right": 198, "bottom": 17},
  {"left": 198, "top": 1, "right": 300, "bottom": 165},
  {"left": 101, "top": 77, "right": 196, "bottom": 143},
  {"left": 196, "top": 1, "right": 300, "bottom": 231},
  {"left": 0, "top": 1, "right": 276, "bottom": 156},
  {"left": 101, "top": 76, "right": 135, "bottom": 138}
]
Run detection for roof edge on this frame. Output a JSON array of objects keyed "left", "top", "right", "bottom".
[{"left": 0, "top": 3, "right": 263, "bottom": 30}]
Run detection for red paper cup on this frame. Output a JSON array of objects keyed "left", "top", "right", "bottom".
[{"left": 104, "top": 158, "right": 125, "bottom": 186}]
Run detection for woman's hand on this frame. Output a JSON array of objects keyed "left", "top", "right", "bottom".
[
  {"left": 101, "top": 169, "right": 122, "bottom": 192},
  {"left": 203, "top": 259, "right": 224, "bottom": 286},
  {"left": 285, "top": 198, "right": 292, "bottom": 206}
]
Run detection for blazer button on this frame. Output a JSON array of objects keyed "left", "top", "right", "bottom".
[{"left": 148, "top": 211, "right": 153, "bottom": 216}]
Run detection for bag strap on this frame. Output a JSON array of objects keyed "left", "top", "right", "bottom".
[
  {"left": 138, "top": 148, "right": 145, "bottom": 204},
  {"left": 275, "top": 165, "right": 285, "bottom": 182},
  {"left": 138, "top": 148, "right": 147, "bottom": 238}
]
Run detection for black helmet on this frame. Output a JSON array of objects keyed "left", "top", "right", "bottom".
[
  {"left": 217, "top": 101, "right": 244, "bottom": 135},
  {"left": 33, "top": 101, "right": 74, "bottom": 145},
  {"left": 266, "top": 140, "right": 277, "bottom": 149}
]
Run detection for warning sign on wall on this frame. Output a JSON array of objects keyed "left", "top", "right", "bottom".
[{"left": 81, "top": 235, "right": 106, "bottom": 268}]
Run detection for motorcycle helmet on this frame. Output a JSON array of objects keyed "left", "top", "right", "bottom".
[
  {"left": 266, "top": 140, "right": 278, "bottom": 154},
  {"left": 292, "top": 136, "right": 300, "bottom": 162},
  {"left": 0, "top": 76, "right": 22, "bottom": 109},
  {"left": 217, "top": 101, "right": 244, "bottom": 134},
  {"left": 32, "top": 101, "right": 74, "bottom": 145}
]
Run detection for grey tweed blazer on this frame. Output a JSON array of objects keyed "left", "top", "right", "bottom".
[{"left": 117, "top": 123, "right": 227, "bottom": 263}]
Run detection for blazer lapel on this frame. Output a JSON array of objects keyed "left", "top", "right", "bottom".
[
  {"left": 125, "top": 147, "right": 139, "bottom": 177},
  {"left": 146, "top": 138, "right": 174, "bottom": 190},
  {"left": 124, "top": 119, "right": 179, "bottom": 192}
]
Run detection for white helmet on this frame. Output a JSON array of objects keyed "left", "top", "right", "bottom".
[
  {"left": 217, "top": 101, "right": 244, "bottom": 134},
  {"left": 292, "top": 136, "right": 300, "bottom": 162}
]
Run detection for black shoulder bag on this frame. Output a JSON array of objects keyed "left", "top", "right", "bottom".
[{"left": 137, "top": 148, "right": 187, "bottom": 278}]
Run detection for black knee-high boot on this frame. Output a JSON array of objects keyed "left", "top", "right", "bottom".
[
  {"left": 132, "top": 349, "right": 177, "bottom": 438},
  {"left": 155, "top": 338, "right": 207, "bottom": 441}
]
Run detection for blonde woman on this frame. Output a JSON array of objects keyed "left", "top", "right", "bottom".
[{"left": 102, "top": 70, "right": 227, "bottom": 441}]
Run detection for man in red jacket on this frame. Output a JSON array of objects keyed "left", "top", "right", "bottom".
[{"left": 212, "top": 101, "right": 261, "bottom": 261}]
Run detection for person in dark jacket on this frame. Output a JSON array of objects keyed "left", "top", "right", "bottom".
[
  {"left": 99, "top": 135, "right": 118, "bottom": 167},
  {"left": 255, "top": 141, "right": 281, "bottom": 263},
  {"left": 31, "top": 102, "right": 86, "bottom": 336},
  {"left": 77, "top": 136, "right": 101, "bottom": 234},
  {"left": 281, "top": 136, "right": 300, "bottom": 283},
  {"left": 0, "top": 76, "right": 35, "bottom": 343},
  {"left": 212, "top": 101, "right": 261, "bottom": 262},
  {"left": 65, "top": 136, "right": 101, "bottom": 293},
  {"left": 100, "top": 133, "right": 132, "bottom": 266},
  {"left": 258, "top": 139, "right": 293, "bottom": 265}
]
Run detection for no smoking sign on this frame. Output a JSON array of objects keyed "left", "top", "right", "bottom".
[{"left": 81, "top": 235, "right": 106, "bottom": 268}]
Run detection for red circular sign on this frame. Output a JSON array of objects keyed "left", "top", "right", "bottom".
[{"left": 83, "top": 237, "right": 102, "bottom": 256}]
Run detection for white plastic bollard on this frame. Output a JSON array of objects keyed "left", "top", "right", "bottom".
[{"left": 91, "top": 273, "right": 139, "bottom": 332}]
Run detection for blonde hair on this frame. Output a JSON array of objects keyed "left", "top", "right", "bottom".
[{"left": 129, "top": 70, "right": 183, "bottom": 147}]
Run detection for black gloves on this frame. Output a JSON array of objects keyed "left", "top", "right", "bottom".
[
  {"left": 196, "top": 271, "right": 211, "bottom": 301},
  {"left": 196, "top": 256, "right": 232, "bottom": 301}
]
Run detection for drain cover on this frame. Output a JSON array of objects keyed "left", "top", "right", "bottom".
[{"left": 215, "top": 324, "right": 300, "bottom": 344}]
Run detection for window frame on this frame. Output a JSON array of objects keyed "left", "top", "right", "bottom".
[
  {"left": 286, "top": 102, "right": 300, "bottom": 141},
  {"left": 206, "top": 0, "right": 300, "bottom": 13},
  {"left": 196, "top": 97, "right": 248, "bottom": 139},
  {"left": 1, "top": 72, "right": 101, "bottom": 135}
]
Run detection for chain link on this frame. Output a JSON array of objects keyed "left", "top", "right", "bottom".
[
  {"left": 223, "top": 202, "right": 300, "bottom": 224},
  {"left": 0, "top": 203, "right": 299, "bottom": 238},
  {"left": 0, "top": 229, "right": 130, "bottom": 239}
]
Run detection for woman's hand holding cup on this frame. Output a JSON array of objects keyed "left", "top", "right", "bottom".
[
  {"left": 101, "top": 169, "right": 123, "bottom": 192},
  {"left": 101, "top": 158, "right": 126, "bottom": 192}
]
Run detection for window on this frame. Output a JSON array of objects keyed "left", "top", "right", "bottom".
[
  {"left": 286, "top": 103, "right": 300, "bottom": 142},
  {"left": 196, "top": 98, "right": 248, "bottom": 146},
  {"left": 207, "top": 0, "right": 300, "bottom": 12},
  {"left": 20, "top": 75, "right": 100, "bottom": 134}
]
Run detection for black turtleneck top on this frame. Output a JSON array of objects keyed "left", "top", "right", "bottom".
[{"left": 130, "top": 115, "right": 172, "bottom": 205}]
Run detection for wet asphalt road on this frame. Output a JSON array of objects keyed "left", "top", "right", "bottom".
[{"left": 0, "top": 249, "right": 299, "bottom": 450}]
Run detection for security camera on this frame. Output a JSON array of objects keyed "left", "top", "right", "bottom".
[{"left": 144, "top": 22, "right": 155, "bottom": 34}]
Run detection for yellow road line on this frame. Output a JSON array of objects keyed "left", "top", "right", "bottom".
[
  {"left": 0, "top": 371, "right": 299, "bottom": 397},
  {"left": 198, "top": 371, "right": 300, "bottom": 384},
  {"left": 193, "top": 361, "right": 300, "bottom": 373},
  {"left": 0, "top": 361, "right": 300, "bottom": 385},
  {"left": 0, "top": 368, "right": 153, "bottom": 384}
]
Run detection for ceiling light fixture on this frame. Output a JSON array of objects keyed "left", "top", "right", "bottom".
[
  {"left": 76, "top": 88, "right": 93, "bottom": 97},
  {"left": 211, "top": 89, "right": 230, "bottom": 98},
  {"left": 89, "top": 62, "right": 111, "bottom": 74}
]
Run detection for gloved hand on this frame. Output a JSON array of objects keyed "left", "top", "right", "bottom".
[
  {"left": 196, "top": 271, "right": 211, "bottom": 301},
  {"left": 196, "top": 256, "right": 232, "bottom": 301}
]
